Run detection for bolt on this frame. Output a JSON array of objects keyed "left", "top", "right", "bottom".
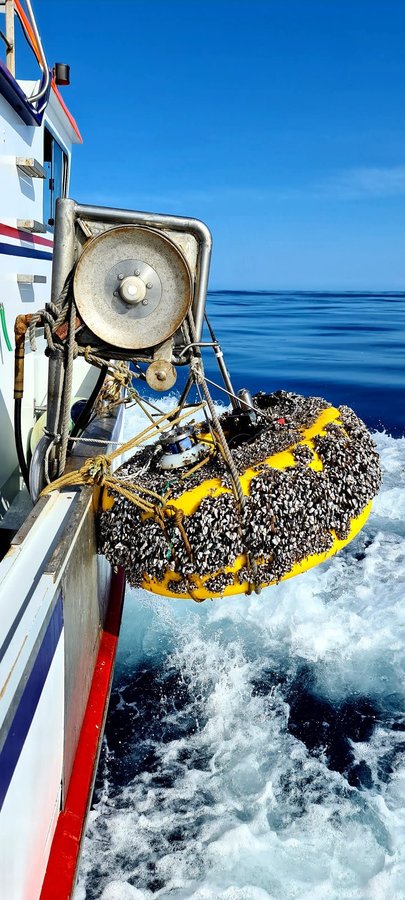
[
  {"left": 156, "top": 370, "right": 167, "bottom": 382},
  {"left": 113, "top": 290, "right": 119, "bottom": 296},
  {"left": 118, "top": 273, "right": 124, "bottom": 280},
  {"left": 142, "top": 298, "right": 149, "bottom": 306},
  {"left": 134, "top": 269, "right": 141, "bottom": 276},
  {"left": 146, "top": 282, "right": 153, "bottom": 289}
]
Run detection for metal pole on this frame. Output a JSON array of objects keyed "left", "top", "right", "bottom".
[
  {"left": 24, "top": 0, "right": 50, "bottom": 106},
  {"left": 30, "top": 200, "right": 77, "bottom": 497},
  {"left": 5, "top": 0, "right": 15, "bottom": 76},
  {"left": 45, "top": 199, "right": 77, "bottom": 475}
]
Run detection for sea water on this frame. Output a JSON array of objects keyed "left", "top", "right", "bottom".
[{"left": 75, "top": 292, "right": 405, "bottom": 900}]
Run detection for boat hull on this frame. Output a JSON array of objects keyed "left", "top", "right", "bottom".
[{"left": 0, "top": 415, "right": 125, "bottom": 900}]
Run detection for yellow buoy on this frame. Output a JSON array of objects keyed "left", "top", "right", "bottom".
[
  {"left": 98, "top": 394, "right": 381, "bottom": 601},
  {"left": 141, "top": 407, "right": 374, "bottom": 600}
]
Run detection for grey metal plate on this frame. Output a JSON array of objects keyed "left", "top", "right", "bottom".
[
  {"left": 73, "top": 225, "right": 192, "bottom": 350},
  {"left": 107, "top": 258, "right": 161, "bottom": 319}
]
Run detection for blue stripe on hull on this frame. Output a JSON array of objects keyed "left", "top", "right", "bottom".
[
  {"left": 0, "top": 502, "right": 75, "bottom": 667},
  {"left": 0, "top": 242, "right": 53, "bottom": 261},
  {"left": 0, "top": 594, "right": 63, "bottom": 810}
]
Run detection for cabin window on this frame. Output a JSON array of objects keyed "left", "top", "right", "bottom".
[{"left": 43, "top": 129, "right": 68, "bottom": 229}]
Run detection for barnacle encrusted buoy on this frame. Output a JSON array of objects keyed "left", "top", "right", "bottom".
[{"left": 98, "top": 391, "right": 381, "bottom": 601}]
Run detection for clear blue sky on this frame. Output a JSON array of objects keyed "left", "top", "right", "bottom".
[{"left": 23, "top": 1, "right": 405, "bottom": 289}]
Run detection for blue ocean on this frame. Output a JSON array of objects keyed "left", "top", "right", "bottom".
[{"left": 76, "top": 292, "right": 405, "bottom": 900}]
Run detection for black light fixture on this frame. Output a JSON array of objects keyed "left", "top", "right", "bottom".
[{"left": 53, "top": 63, "right": 70, "bottom": 86}]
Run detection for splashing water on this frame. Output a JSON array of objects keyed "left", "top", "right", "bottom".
[{"left": 74, "top": 428, "right": 405, "bottom": 900}]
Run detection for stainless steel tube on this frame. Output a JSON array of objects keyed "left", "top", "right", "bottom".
[
  {"left": 25, "top": 0, "right": 50, "bottom": 104},
  {"left": 44, "top": 199, "right": 77, "bottom": 479}
]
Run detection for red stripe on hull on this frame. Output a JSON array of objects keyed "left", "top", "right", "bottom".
[
  {"left": 40, "top": 567, "right": 126, "bottom": 900},
  {"left": 51, "top": 83, "right": 83, "bottom": 144},
  {"left": 0, "top": 223, "right": 54, "bottom": 248}
]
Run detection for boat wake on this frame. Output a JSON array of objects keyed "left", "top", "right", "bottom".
[{"left": 75, "top": 430, "right": 405, "bottom": 900}]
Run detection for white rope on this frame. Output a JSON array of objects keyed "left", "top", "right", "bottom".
[{"left": 67, "top": 435, "right": 125, "bottom": 446}]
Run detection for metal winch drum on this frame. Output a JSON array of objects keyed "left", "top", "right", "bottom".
[
  {"left": 45, "top": 197, "right": 212, "bottom": 377},
  {"left": 73, "top": 225, "right": 193, "bottom": 351}
]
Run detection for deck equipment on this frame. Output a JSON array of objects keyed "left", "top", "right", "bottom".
[{"left": 34, "top": 201, "right": 381, "bottom": 601}]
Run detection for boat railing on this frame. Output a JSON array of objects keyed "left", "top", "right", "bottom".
[{"left": 1, "top": 0, "right": 51, "bottom": 114}]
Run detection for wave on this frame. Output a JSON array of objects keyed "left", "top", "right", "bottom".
[{"left": 75, "top": 430, "right": 405, "bottom": 899}]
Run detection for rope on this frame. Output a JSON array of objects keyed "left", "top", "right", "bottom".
[
  {"left": 28, "top": 273, "right": 76, "bottom": 478},
  {"left": 66, "top": 435, "right": 124, "bottom": 446},
  {"left": 185, "top": 311, "right": 261, "bottom": 595},
  {"left": 57, "top": 295, "right": 77, "bottom": 475},
  {"left": 28, "top": 273, "right": 73, "bottom": 353},
  {"left": 39, "top": 400, "right": 210, "bottom": 600},
  {"left": 29, "top": 275, "right": 260, "bottom": 593},
  {"left": 40, "top": 402, "right": 206, "bottom": 496},
  {"left": 40, "top": 444, "right": 194, "bottom": 566}
]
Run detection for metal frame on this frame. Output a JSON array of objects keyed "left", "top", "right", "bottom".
[
  {"left": 37, "top": 198, "right": 212, "bottom": 491},
  {"left": 50, "top": 198, "right": 212, "bottom": 341},
  {"left": 73, "top": 200, "right": 212, "bottom": 341},
  {"left": 23, "top": 0, "right": 50, "bottom": 110}
]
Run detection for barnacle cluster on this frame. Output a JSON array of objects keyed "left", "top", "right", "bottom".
[{"left": 98, "top": 392, "right": 381, "bottom": 597}]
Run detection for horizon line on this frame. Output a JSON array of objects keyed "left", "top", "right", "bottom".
[{"left": 208, "top": 287, "right": 405, "bottom": 294}]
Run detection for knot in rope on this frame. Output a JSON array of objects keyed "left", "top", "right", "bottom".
[
  {"left": 164, "top": 504, "right": 193, "bottom": 559},
  {"left": 29, "top": 301, "right": 60, "bottom": 352},
  {"left": 85, "top": 454, "right": 111, "bottom": 486},
  {"left": 171, "top": 507, "right": 185, "bottom": 531},
  {"left": 84, "top": 345, "right": 94, "bottom": 364},
  {"left": 28, "top": 275, "right": 73, "bottom": 353},
  {"left": 189, "top": 356, "right": 203, "bottom": 383},
  {"left": 113, "top": 363, "right": 132, "bottom": 387}
]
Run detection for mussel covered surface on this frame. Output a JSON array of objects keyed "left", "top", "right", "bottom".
[{"left": 98, "top": 392, "right": 381, "bottom": 595}]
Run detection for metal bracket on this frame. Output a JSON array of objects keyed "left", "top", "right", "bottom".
[
  {"left": 16, "top": 157, "right": 46, "bottom": 178},
  {"left": 153, "top": 338, "right": 173, "bottom": 362}
]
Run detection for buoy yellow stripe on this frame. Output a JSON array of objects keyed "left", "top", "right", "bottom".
[
  {"left": 302, "top": 406, "right": 340, "bottom": 439},
  {"left": 167, "top": 406, "right": 341, "bottom": 516},
  {"left": 143, "top": 500, "right": 373, "bottom": 600},
  {"left": 101, "top": 406, "right": 340, "bottom": 515},
  {"left": 100, "top": 401, "right": 370, "bottom": 601}
]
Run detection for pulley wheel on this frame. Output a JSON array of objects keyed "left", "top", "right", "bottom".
[
  {"left": 73, "top": 225, "right": 192, "bottom": 350},
  {"left": 145, "top": 359, "right": 177, "bottom": 391}
]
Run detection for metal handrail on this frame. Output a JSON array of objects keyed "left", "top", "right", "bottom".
[{"left": 23, "top": 0, "right": 50, "bottom": 106}]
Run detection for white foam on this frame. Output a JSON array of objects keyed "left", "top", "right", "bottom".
[{"left": 75, "top": 423, "right": 405, "bottom": 899}]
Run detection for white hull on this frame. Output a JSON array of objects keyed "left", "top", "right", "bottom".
[
  {"left": 0, "top": 16, "right": 125, "bottom": 897},
  {"left": 0, "top": 408, "right": 125, "bottom": 900}
]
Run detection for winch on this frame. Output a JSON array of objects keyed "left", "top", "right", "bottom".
[
  {"left": 28, "top": 198, "right": 256, "bottom": 496},
  {"left": 28, "top": 199, "right": 218, "bottom": 492}
]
